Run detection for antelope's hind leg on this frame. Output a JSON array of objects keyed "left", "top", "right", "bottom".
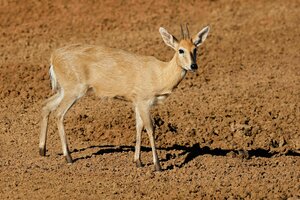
[
  {"left": 54, "top": 86, "right": 87, "bottom": 163},
  {"left": 54, "top": 92, "right": 80, "bottom": 163},
  {"left": 39, "top": 90, "right": 64, "bottom": 156}
]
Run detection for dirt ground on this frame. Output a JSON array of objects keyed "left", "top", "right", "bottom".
[{"left": 0, "top": 0, "right": 299, "bottom": 199}]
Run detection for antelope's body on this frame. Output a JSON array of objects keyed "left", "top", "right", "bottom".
[
  {"left": 51, "top": 44, "right": 186, "bottom": 103},
  {"left": 40, "top": 25, "right": 209, "bottom": 171}
]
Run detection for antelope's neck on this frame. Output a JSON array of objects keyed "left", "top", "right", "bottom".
[{"left": 158, "top": 54, "right": 187, "bottom": 94}]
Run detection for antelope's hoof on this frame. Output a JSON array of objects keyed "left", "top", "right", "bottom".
[
  {"left": 39, "top": 148, "right": 46, "bottom": 156},
  {"left": 154, "top": 163, "right": 162, "bottom": 172},
  {"left": 65, "top": 155, "right": 73, "bottom": 163},
  {"left": 135, "top": 160, "right": 143, "bottom": 168}
]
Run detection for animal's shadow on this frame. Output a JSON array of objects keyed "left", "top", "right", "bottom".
[{"left": 71, "top": 143, "right": 299, "bottom": 170}]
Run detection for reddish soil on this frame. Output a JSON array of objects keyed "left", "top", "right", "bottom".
[{"left": 0, "top": 0, "right": 299, "bottom": 199}]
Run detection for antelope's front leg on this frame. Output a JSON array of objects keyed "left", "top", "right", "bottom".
[
  {"left": 136, "top": 103, "right": 162, "bottom": 171},
  {"left": 134, "top": 106, "right": 143, "bottom": 167}
]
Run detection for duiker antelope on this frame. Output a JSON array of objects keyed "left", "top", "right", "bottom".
[{"left": 39, "top": 25, "right": 209, "bottom": 171}]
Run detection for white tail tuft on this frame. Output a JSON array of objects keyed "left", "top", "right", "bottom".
[{"left": 49, "top": 64, "right": 57, "bottom": 91}]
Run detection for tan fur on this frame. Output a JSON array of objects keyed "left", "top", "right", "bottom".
[
  {"left": 51, "top": 44, "right": 184, "bottom": 101},
  {"left": 39, "top": 26, "right": 209, "bottom": 171}
]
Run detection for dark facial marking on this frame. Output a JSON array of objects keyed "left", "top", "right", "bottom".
[
  {"left": 191, "top": 48, "right": 197, "bottom": 64},
  {"left": 193, "top": 48, "right": 197, "bottom": 56}
]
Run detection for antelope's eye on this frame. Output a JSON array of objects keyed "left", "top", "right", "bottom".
[{"left": 179, "top": 49, "right": 184, "bottom": 54}]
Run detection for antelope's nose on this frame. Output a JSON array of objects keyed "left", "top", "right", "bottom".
[{"left": 191, "top": 64, "right": 198, "bottom": 70}]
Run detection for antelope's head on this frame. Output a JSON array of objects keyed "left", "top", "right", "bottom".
[{"left": 159, "top": 24, "right": 210, "bottom": 71}]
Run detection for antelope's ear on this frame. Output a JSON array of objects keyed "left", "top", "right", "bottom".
[
  {"left": 193, "top": 26, "right": 210, "bottom": 47},
  {"left": 159, "top": 27, "right": 178, "bottom": 50}
]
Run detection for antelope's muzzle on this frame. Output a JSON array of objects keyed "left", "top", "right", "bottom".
[{"left": 191, "top": 63, "right": 198, "bottom": 71}]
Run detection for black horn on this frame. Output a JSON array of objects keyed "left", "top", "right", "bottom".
[
  {"left": 185, "top": 23, "right": 190, "bottom": 38},
  {"left": 180, "top": 23, "right": 190, "bottom": 39},
  {"left": 180, "top": 24, "right": 185, "bottom": 39}
]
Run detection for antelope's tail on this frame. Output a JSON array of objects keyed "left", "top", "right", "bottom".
[{"left": 49, "top": 64, "right": 58, "bottom": 91}]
